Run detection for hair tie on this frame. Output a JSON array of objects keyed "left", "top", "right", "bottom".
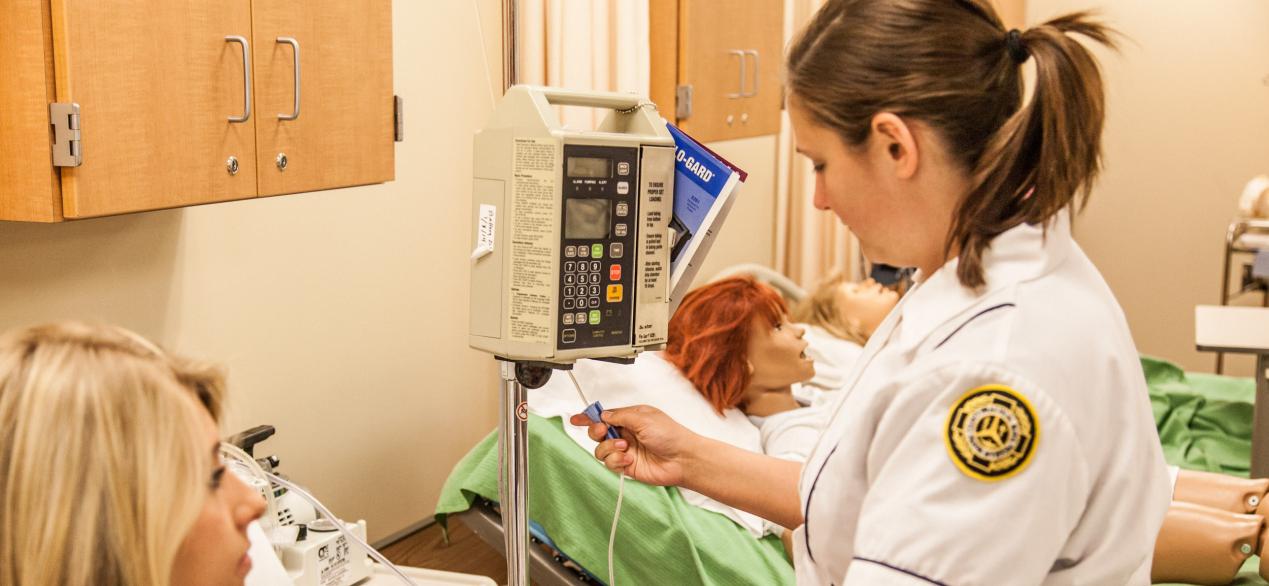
[{"left": 1005, "top": 29, "right": 1029, "bottom": 64}]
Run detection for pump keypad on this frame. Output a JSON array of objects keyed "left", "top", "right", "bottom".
[{"left": 557, "top": 144, "right": 639, "bottom": 350}]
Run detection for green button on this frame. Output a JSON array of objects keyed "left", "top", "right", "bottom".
[
  {"left": 588, "top": 310, "right": 601, "bottom": 325},
  {"left": 591, "top": 243, "right": 603, "bottom": 259}
]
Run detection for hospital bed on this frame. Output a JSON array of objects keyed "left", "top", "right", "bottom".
[
  {"left": 435, "top": 354, "right": 1266, "bottom": 586},
  {"left": 439, "top": 264, "right": 1267, "bottom": 585}
]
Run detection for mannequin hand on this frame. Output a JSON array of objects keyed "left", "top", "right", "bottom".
[{"left": 569, "top": 405, "right": 695, "bottom": 487}]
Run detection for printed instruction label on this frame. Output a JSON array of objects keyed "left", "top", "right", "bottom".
[
  {"left": 634, "top": 146, "right": 674, "bottom": 346},
  {"left": 509, "top": 138, "right": 557, "bottom": 343},
  {"left": 471, "top": 204, "right": 497, "bottom": 260},
  {"left": 317, "top": 535, "right": 353, "bottom": 586}
]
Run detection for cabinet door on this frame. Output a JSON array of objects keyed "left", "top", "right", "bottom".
[
  {"left": 252, "top": 0, "right": 394, "bottom": 197},
  {"left": 51, "top": 0, "right": 257, "bottom": 218},
  {"left": 677, "top": 0, "right": 783, "bottom": 143}
]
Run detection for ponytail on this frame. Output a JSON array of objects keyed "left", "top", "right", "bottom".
[
  {"left": 786, "top": 0, "right": 1119, "bottom": 289},
  {"left": 952, "top": 13, "right": 1118, "bottom": 288}
]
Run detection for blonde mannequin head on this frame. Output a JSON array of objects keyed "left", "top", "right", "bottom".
[
  {"left": 792, "top": 273, "right": 900, "bottom": 345},
  {"left": 0, "top": 322, "right": 228, "bottom": 586}
]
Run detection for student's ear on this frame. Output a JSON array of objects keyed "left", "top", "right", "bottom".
[
  {"left": 746, "top": 360, "right": 756, "bottom": 375},
  {"left": 870, "top": 112, "right": 918, "bottom": 180}
]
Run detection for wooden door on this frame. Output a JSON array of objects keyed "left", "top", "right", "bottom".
[
  {"left": 51, "top": 0, "right": 257, "bottom": 218},
  {"left": 677, "top": 0, "right": 783, "bottom": 143},
  {"left": 0, "top": 0, "right": 60, "bottom": 222},
  {"left": 252, "top": 0, "right": 394, "bottom": 197}
]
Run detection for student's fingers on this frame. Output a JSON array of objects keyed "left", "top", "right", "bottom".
[
  {"left": 593, "top": 438, "right": 629, "bottom": 462},
  {"left": 570, "top": 414, "right": 617, "bottom": 442},
  {"left": 602, "top": 450, "right": 630, "bottom": 473},
  {"left": 599, "top": 404, "right": 660, "bottom": 429}
]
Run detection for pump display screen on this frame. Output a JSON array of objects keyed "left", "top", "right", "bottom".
[
  {"left": 565, "top": 199, "right": 611, "bottom": 239},
  {"left": 568, "top": 156, "right": 611, "bottom": 178}
]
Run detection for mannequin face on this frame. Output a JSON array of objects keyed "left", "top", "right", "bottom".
[
  {"left": 170, "top": 414, "right": 267, "bottom": 586},
  {"left": 744, "top": 315, "right": 815, "bottom": 404},
  {"left": 835, "top": 278, "right": 900, "bottom": 337}
]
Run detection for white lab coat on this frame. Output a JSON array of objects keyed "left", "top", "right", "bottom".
[{"left": 792, "top": 214, "right": 1171, "bottom": 585}]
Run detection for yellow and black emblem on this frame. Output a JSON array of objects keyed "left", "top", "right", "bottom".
[{"left": 945, "top": 385, "right": 1038, "bottom": 481}]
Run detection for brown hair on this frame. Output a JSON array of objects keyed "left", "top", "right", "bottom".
[{"left": 787, "top": 0, "right": 1117, "bottom": 288}]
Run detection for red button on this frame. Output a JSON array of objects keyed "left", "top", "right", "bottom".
[{"left": 609, "top": 264, "right": 622, "bottom": 281}]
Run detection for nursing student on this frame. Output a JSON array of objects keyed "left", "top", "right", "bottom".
[{"left": 573, "top": 0, "right": 1172, "bottom": 583}]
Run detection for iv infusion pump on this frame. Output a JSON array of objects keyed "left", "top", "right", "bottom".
[{"left": 469, "top": 86, "right": 675, "bottom": 365}]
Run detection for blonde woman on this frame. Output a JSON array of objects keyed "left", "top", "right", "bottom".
[{"left": 0, "top": 322, "right": 266, "bottom": 586}]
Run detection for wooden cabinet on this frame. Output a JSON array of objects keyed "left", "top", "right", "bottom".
[
  {"left": 649, "top": 0, "right": 784, "bottom": 144},
  {"left": 251, "top": 0, "right": 394, "bottom": 197},
  {"left": 0, "top": 0, "right": 394, "bottom": 223}
]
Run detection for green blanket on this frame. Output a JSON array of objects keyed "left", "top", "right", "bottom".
[
  {"left": 437, "top": 357, "right": 1260, "bottom": 585},
  {"left": 435, "top": 414, "right": 794, "bottom": 585},
  {"left": 1143, "top": 356, "right": 1262, "bottom": 585}
]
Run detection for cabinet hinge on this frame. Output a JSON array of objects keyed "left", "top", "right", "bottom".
[
  {"left": 394, "top": 95, "right": 404, "bottom": 142},
  {"left": 675, "top": 85, "right": 693, "bottom": 120},
  {"left": 49, "top": 102, "right": 83, "bottom": 168}
]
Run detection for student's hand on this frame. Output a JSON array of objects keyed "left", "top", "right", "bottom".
[{"left": 569, "top": 405, "right": 697, "bottom": 487}]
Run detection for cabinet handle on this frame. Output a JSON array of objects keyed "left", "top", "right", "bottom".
[
  {"left": 225, "top": 35, "right": 252, "bottom": 123},
  {"left": 743, "top": 50, "right": 760, "bottom": 98},
  {"left": 277, "top": 37, "right": 301, "bottom": 120},
  {"left": 726, "top": 50, "right": 745, "bottom": 99}
]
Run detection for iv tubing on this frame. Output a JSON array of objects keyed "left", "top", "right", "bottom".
[{"left": 567, "top": 370, "right": 625, "bottom": 586}]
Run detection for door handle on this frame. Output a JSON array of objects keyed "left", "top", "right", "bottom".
[
  {"left": 277, "top": 37, "right": 301, "bottom": 120},
  {"left": 225, "top": 35, "right": 252, "bottom": 123},
  {"left": 743, "top": 50, "right": 760, "bottom": 98},
  {"left": 726, "top": 50, "right": 745, "bottom": 99}
]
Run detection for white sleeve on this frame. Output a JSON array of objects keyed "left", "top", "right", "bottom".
[
  {"left": 760, "top": 406, "right": 830, "bottom": 462},
  {"left": 842, "top": 363, "right": 1091, "bottom": 586}
]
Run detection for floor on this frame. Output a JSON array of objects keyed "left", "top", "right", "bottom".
[{"left": 380, "top": 517, "right": 508, "bottom": 584}]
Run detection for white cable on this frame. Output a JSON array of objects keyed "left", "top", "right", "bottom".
[
  {"left": 567, "top": 370, "right": 589, "bottom": 404},
  {"left": 566, "top": 368, "right": 623, "bottom": 586},
  {"left": 609, "top": 474, "right": 626, "bottom": 586},
  {"left": 472, "top": 0, "right": 499, "bottom": 108},
  {"left": 265, "top": 472, "right": 418, "bottom": 586},
  {"left": 219, "top": 443, "right": 280, "bottom": 535}
]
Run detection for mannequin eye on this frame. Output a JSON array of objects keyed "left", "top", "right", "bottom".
[{"left": 812, "top": 163, "right": 825, "bottom": 173}]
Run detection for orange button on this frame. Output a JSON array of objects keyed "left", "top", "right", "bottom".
[
  {"left": 609, "top": 264, "right": 622, "bottom": 281},
  {"left": 606, "top": 284, "right": 623, "bottom": 303}
]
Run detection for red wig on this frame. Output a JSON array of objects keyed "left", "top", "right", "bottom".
[{"left": 664, "top": 277, "right": 788, "bottom": 414}]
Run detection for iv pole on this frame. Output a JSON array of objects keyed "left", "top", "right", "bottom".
[
  {"left": 497, "top": 361, "right": 531, "bottom": 586},
  {"left": 498, "top": 8, "right": 530, "bottom": 586}
]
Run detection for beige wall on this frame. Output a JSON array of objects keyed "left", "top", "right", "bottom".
[
  {"left": 0, "top": 1, "right": 505, "bottom": 543},
  {"left": 0, "top": 1, "right": 782, "bottom": 544},
  {"left": 695, "top": 135, "right": 780, "bottom": 279},
  {"left": 1026, "top": 0, "right": 1269, "bottom": 376}
]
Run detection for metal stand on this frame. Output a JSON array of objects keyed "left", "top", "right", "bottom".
[
  {"left": 1196, "top": 305, "right": 1269, "bottom": 477},
  {"left": 1216, "top": 219, "right": 1269, "bottom": 373},
  {"left": 1257, "top": 354, "right": 1269, "bottom": 478},
  {"left": 497, "top": 359, "right": 553, "bottom": 586}
]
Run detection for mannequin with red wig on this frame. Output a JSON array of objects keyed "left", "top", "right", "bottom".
[{"left": 663, "top": 277, "right": 815, "bottom": 417}]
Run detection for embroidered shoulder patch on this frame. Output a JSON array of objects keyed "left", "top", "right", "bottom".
[{"left": 944, "top": 385, "right": 1039, "bottom": 482}]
